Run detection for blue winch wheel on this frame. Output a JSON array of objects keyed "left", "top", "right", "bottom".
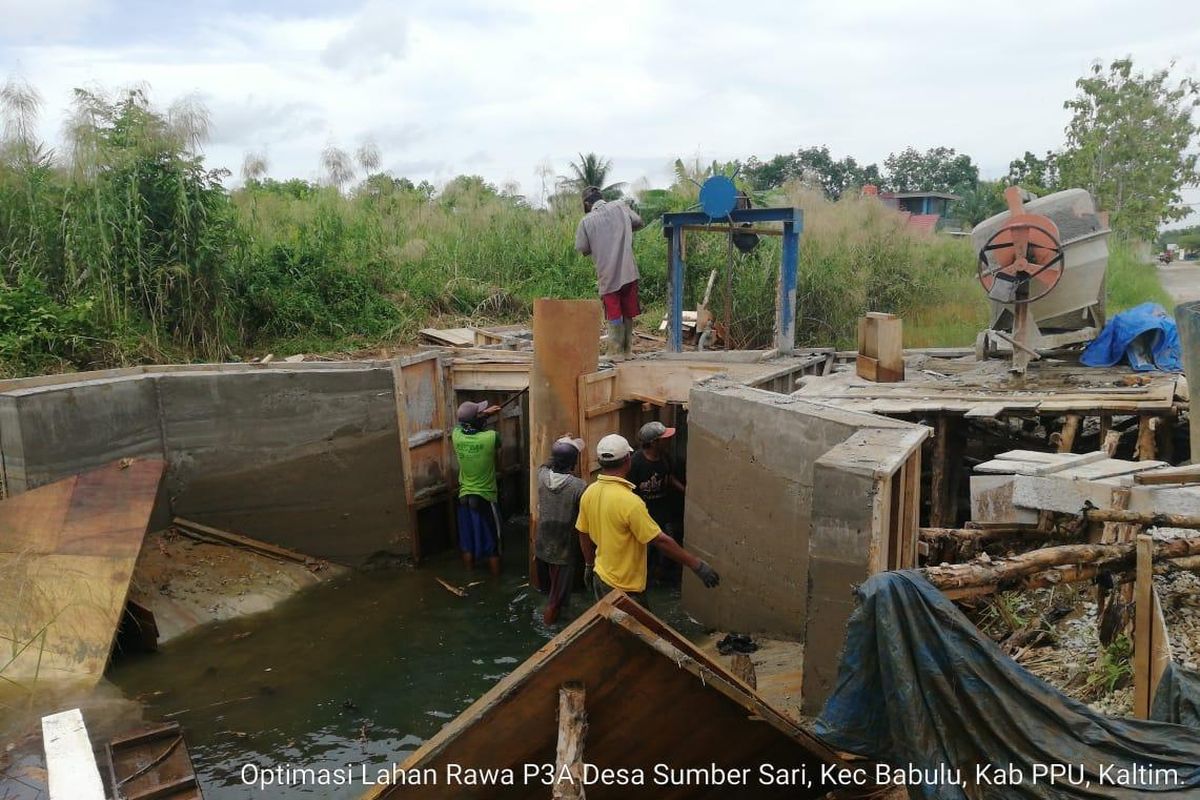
[{"left": 698, "top": 175, "right": 738, "bottom": 219}]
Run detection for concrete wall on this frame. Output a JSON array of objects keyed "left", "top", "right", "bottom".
[
  {"left": 681, "top": 380, "right": 917, "bottom": 639},
  {"left": 0, "top": 365, "right": 413, "bottom": 566}
]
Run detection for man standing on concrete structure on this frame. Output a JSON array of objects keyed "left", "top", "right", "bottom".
[
  {"left": 534, "top": 436, "right": 587, "bottom": 625},
  {"left": 576, "top": 434, "right": 719, "bottom": 607},
  {"left": 574, "top": 186, "right": 645, "bottom": 360},
  {"left": 452, "top": 400, "right": 502, "bottom": 575},
  {"left": 628, "top": 421, "right": 687, "bottom": 584}
]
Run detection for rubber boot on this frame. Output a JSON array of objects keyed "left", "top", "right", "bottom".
[
  {"left": 621, "top": 317, "right": 635, "bottom": 358},
  {"left": 607, "top": 320, "right": 626, "bottom": 361}
]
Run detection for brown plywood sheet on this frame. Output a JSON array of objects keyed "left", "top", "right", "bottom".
[
  {"left": 362, "top": 593, "right": 849, "bottom": 800},
  {"left": 0, "top": 459, "right": 166, "bottom": 687}
]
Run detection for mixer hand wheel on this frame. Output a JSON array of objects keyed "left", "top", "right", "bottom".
[{"left": 977, "top": 220, "right": 1065, "bottom": 305}]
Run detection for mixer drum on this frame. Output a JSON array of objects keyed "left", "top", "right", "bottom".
[{"left": 971, "top": 188, "right": 1111, "bottom": 333}]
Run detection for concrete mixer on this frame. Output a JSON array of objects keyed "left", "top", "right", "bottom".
[{"left": 971, "top": 186, "right": 1111, "bottom": 373}]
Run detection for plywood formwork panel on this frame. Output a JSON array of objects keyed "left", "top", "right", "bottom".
[
  {"left": 362, "top": 593, "right": 849, "bottom": 800},
  {"left": 527, "top": 300, "right": 601, "bottom": 582},
  {"left": 0, "top": 459, "right": 165, "bottom": 687}
]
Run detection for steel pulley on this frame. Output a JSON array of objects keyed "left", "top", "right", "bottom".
[{"left": 976, "top": 198, "right": 1065, "bottom": 306}]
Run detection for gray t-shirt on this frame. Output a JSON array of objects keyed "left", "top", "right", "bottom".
[
  {"left": 574, "top": 199, "right": 644, "bottom": 294},
  {"left": 535, "top": 465, "right": 587, "bottom": 565}
]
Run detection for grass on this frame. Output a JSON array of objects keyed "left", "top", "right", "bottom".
[
  {"left": 1, "top": 84, "right": 1171, "bottom": 376},
  {"left": 1105, "top": 240, "right": 1173, "bottom": 311}
]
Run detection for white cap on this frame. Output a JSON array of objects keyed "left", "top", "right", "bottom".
[{"left": 596, "top": 434, "right": 633, "bottom": 464}]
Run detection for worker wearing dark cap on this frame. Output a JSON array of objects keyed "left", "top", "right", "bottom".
[
  {"left": 575, "top": 186, "right": 645, "bottom": 361},
  {"left": 628, "top": 421, "right": 687, "bottom": 584},
  {"left": 452, "top": 399, "right": 502, "bottom": 574},
  {"left": 576, "top": 434, "right": 718, "bottom": 608},
  {"left": 534, "top": 436, "right": 587, "bottom": 625}
]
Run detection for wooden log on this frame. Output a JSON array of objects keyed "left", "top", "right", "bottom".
[
  {"left": 1133, "top": 535, "right": 1154, "bottom": 718},
  {"left": 923, "top": 535, "right": 1200, "bottom": 595},
  {"left": 553, "top": 682, "right": 588, "bottom": 800},
  {"left": 1084, "top": 507, "right": 1200, "bottom": 530},
  {"left": 929, "top": 416, "right": 962, "bottom": 528},
  {"left": 1135, "top": 417, "right": 1158, "bottom": 461},
  {"left": 1054, "top": 414, "right": 1081, "bottom": 454}
]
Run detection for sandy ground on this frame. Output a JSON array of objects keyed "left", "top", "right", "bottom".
[
  {"left": 1157, "top": 260, "right": 1200, "bottom": 307},
  {"left": 128, "top": 528, "right": 348, "bottom": 643}
]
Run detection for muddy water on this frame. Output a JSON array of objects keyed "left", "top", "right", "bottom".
[{"left": 107, "top": 542, "right": 702, "bottom": 799}]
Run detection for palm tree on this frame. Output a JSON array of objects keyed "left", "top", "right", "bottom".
[{"left": 560, "top": 152, "right": 625, "bottom": 200}]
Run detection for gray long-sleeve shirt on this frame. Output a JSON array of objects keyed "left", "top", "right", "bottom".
[{"left": 574, "top": 199, "right": 644, "bottom": 295}]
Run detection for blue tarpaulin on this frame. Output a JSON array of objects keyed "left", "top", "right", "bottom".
[
  {"left": 815, "top": 570, "right": 1200, "bottom": 799},
  {"left": 1081, "top": 302, "right": 1181, "bottom": 372}
]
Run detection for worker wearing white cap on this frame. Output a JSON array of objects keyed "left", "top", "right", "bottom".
[{"left": 576, "top": 433, "right": 719, "bottom": 607}]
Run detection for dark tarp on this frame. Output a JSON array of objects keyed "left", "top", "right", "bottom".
[
  {"left": 1153, "top": 662, "right": 1200, "bottom": 730},
  {"left": 1080, "top": 302, "right": 1182, "bottom": 372},
  {"left": 814, "top": 570, "right": 1200, "bottom": 799}
]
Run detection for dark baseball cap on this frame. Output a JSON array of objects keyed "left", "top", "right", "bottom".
[{"left": 638, "top": 421, "right": 676, "bottom": 444}]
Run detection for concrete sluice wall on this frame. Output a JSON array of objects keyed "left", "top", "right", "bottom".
[{"left": 0, "top": 362, "right": 413, "bottom": 566}]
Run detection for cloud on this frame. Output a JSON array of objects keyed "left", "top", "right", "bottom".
[
  {"left": 0, "top": 0, "right": 107, "bottom": 42},
  {"left": 206, "top": 96, "right": 324, "bottom": 146},
  {"left": 2, "top": 0, "right": 1198, "bottom": 226},
  {"left": 321, "top": 1, "right": 409, "bottom": 75}
]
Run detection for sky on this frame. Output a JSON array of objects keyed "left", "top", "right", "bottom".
[{"left": 1, "top": 0, "right": 1198, "bottom": 226}]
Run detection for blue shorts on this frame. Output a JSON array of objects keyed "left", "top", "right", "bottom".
[{"left": 457, "top": 496, "right": 499, "bottom": 559}]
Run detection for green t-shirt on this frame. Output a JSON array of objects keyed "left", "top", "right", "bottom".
[{"left": 452, "top": 426, "right": 499, "bottom": 501}]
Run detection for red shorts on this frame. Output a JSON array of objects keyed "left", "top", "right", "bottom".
[{"left": 601, "top": 280, "right": 640, "bottom": 321}]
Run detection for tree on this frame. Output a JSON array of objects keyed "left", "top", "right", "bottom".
[
  {"left": 559, "top": 152, "right": 625, "bottom": 200},
  {"left": 743, "top": 146, "right": 880, "bottom": 199},
  {"left": 1007, "top": 150, "right": 1059, "bottom": 195},
  {"left": 1058, "top": 58, "right": 1200, "bottom": 241},
  {"left": 952, "top": 180, "right": 1008, "bottom": 228},
  {"left": 882, "top": 146, "right": 978, "bottom": 195}
]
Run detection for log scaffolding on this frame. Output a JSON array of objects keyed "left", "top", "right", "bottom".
[{"left": 922, "top": 535, "right": 1200, "bottom": 600}]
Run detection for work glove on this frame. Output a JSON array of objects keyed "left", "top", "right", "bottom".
[
  {"left": 692, "top": 560, "right": 720, "bottom": 588},
  {"left": 583, "top": 564, "right": 595, "bottom": 594}
]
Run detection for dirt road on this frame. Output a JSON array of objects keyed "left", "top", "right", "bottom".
[{"left": 1158, "top": 260, "right": 1200, "bottom": 307}]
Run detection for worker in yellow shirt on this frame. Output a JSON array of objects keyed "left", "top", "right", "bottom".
[{"left": 576, "top": 433, "right": 719, "bottom": 607}]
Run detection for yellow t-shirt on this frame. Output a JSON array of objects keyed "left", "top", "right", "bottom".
[{"left": 575, "top": 475, "right": 662, "bottom": 593}]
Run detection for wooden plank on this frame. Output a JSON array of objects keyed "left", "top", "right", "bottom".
[
  {"left": 1135, "top": 464, "right": 1200, "bottom": 485},
  {"left": 173, "top": 517, "right": 316, "bottom": 566},
  {"left": 390, "top": 359, "right": 420, "bottom": 562},
  {"left": 1027, "top": 451, "right": 1109, "bottom": 476},
  {"left": 584, "top": 399, "right": 627, "bottom": 418},
  {"left": 360, "top": 594, "right": 850, "bottom": 800},
  {"left": 1057, "top": 458, "right": 1165, "bottom": 481},
  {"left": 0, "top": 460, "right": 165, "bottom": 685},
  {"left": 964, "top": 402, "right": 1008, "bottom": 418},
  {"left": 528, "top": 300, "right": 601, "bottom": 585},
  {"left": 553, "top": 683, "right": 587, "bottom": 800},
  {"left": 42, "top": 709, "right": 105, "bottom": 800}
]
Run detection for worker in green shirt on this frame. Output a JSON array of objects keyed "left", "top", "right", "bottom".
[{"left": 452, "top": 400, "right": 502, "bottom": 574}]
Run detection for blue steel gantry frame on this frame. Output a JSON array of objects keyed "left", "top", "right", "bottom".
[{"left": 659, "top": 207, "right": 804, "bottom": 354}]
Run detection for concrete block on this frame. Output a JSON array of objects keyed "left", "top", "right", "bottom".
[
  {"left": 970, "top": 474, "right": 1039, "bottom": 524},
  {"left": 157, "top": 368, "right": 411, "bottom": 566},
  {"left": 0, "top": 376, "right": 161, "bottom": 493}
]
